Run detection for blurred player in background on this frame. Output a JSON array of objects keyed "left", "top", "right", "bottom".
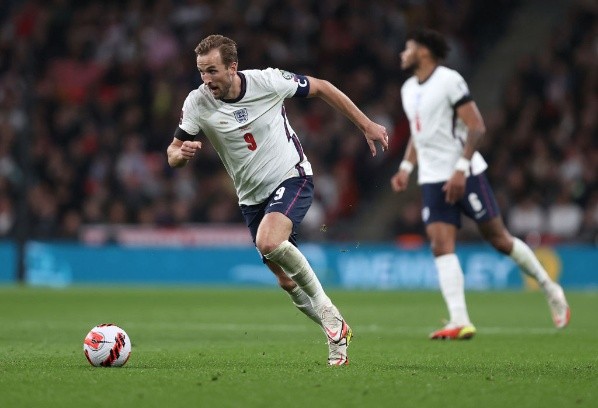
[
  {"left": 168, "top": 35, "right": 389, "bottom": 364},
  {"left": 390, "top": 29, "right": 570, "bottom": 339}
]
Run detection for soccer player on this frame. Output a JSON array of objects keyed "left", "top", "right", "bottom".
[
  {"left": 390, "top": 29, "right": 570, "bottom": 339},
  {"left": 167, "top": 35, "right": 389, "bottom": 364}
]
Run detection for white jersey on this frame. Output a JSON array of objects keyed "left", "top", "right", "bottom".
[
  {"left": 178, "top": 68, "right": 313, "bottom": 205},
  {"left": 401, "top": 66, "right": 487, "bottom": 184}
]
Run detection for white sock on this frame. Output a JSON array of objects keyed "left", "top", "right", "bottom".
[
  {"left": 287, "top": 286, "right": 322, "bottom": 325},
  {"left": 509, "top": 237, "right": 551, "bottom": 288},
  {"left": 435, "top": 254, "right": 472, "bottom": 326},
  {"left": 264, "top": 241, "right": 331, "bottom": 312}
]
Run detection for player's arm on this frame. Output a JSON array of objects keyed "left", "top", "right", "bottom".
[
  {"left": 306, "top": 76, "right": 388, "bottom": 156},
  {"left": 443, "top": 100, "right": 486, "bottom": 203},
  {"left": 169, "top": 93, "right": 203, "bottom": 168},
  {"left": 456, "top": 100, "right": 486, "bottom": 162},
  {"left": 167, "top": 130, "right": 202, "bottom": 168},
  {"left": 391, "top": 137, "right": 417, "bottom": 193}
]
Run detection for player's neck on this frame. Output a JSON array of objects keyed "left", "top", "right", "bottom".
[
  {"left": 226, "top": 73, "right": 242, "bottom": 99},
  {"left": 415, "top": 61, "right": 438, "bottom": 84}
]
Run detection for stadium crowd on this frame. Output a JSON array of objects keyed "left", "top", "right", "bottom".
[
  {"left": 0, "top": 0, "right": 595, "bottom": 244},
  {"left": 480, "top": 1, "right": 597, "bottom": 245}
]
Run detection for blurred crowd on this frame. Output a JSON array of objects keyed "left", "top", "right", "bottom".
[
  {"left": 479, "top": 1, "right": 597, "bottom": 245},
  {"left": 0, "top": 0, "right": 595, "bottom": 244}
]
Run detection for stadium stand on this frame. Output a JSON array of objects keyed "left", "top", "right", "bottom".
[{"left": 0, "top": 0, "right": 595, "bottom": 245}]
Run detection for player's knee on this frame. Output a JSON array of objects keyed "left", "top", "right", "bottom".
[
  {"left": 430, "top": 240, "right": 454, "bottom": 257},
  {"left": 489, "top": 234, "right": 512, "bottom": 254},
  {"left": 483, "top": 227, "right": 512, "bottom": 254},
  {"left": 256, "top": 239, "right": 281, "bottom": 257},
  {"left": 479, "top": 218, "right": 513, "bottom": 254}
]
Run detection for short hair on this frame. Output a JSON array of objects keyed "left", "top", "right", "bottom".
[
  {"left": 194, "top": 35, "right": 238, "bottom": 67},
  {"left": 407, "top": 28, "right": 450, "bottom": 61}
]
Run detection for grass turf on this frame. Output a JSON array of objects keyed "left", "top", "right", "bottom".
[{"left": 0, "top": 287, "right": 596, "bottom": 408}]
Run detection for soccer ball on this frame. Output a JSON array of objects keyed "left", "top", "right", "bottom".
[{"left": 83, "top": 324, "right": 131, "bottom": 367}]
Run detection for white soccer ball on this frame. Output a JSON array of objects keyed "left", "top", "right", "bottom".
[{"left": 83, "top": 324, "right": 131, "bottom": 367}]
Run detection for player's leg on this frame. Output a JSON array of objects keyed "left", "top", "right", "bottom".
[
  {"left": 258, "top": 212, "right": 333, "bottom": 312},
  {"left": 477, "top": 216, "right": 551, "bottom": 283},
  {"left": 265, "top": 260, "right": 321, "bottom": 325},
  {"left": 264, "top": 259, "right": 349, "bottom": 365},
  {"left": 239, "top": 192, "right": 323, "bottom": 325},
  {"left": 257, "top": 177, "right": 351, "bottom": 364},
  {"left": 478, "top": 217, "right": 570, "bottom": 328},
  {"left": 426, "top": 222, "right": 475, "bottom": 339},
  {"left": 421, "top": 182, "right": 475, "bottom": 340},
  {"left": 465, "top": 173, "right": 570, "bottom": 328},
  {"left": 260, "top": 214, "right": 352, "bottom": 366},
  {"left": 240, "top": 197, "right": 340, "bottom": 361}
]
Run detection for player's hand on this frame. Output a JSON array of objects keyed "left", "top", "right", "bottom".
[
  {"left": 442, "top": 171, "right": 466, "bottom": 204},
  {"left": 364, "top": 122, "right": 389, "bottom": 156},
  {"left": 391, "top": 170, "right": 410, "bottom": 192},
  {"left": 179, "top": 141, "right": 202, "bottom": 160}
]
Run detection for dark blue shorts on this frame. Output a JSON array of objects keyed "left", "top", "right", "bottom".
[
  {"left": 421, "top": 172, "right": 500, "bottom": 228},
  {"left": 240, "top": 176, "right": 314, "bottom": 249}
]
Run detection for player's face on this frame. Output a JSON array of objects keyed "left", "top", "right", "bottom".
[
  {"left": 197, "top": 49, "right": 237, "bottom": 100},
  {"left": 400, "top": 40, "right": 420, "bottom": 70}
]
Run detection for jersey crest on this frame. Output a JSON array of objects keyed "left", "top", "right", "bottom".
[{"left": 233, "top": 108, "right": 249, "bottom": 123}]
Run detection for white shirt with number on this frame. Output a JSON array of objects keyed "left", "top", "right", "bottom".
[
  {"left": 401, "top": 66, "right": 487, "bottom": 184},
  {"left": 178, "top": 68, "right": 312, "bottom": 205}
]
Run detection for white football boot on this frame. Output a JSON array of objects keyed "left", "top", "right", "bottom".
[
  {"left": 320, "top": 305, "right": 352, "bottom": 366},
  {"left": 544, "top": 282, "right": 570, "bottom": 329}
]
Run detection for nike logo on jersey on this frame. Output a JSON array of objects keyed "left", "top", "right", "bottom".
[{"left": 269, "top": 202, "right": 282, "bottom": 207}]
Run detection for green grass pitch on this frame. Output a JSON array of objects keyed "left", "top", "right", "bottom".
[{"left": 0, "top": 286, "right": 596, "bottom": 408}]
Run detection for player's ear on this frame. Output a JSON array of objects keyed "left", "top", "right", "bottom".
[{"left": 418, "top": 45, "right": 431, "bottom": 60}]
